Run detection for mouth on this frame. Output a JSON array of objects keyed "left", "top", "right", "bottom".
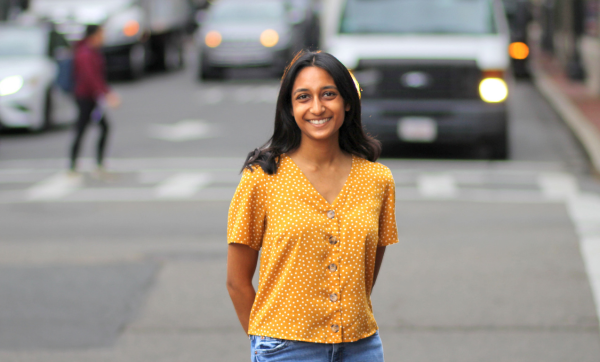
[{"left": 307, "top": 118, "right": 331, "bottom": 125}]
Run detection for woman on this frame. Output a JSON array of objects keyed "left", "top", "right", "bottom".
[
  {"left": 70, "top": 24, "right": 120, "bottom": 177},
  {"left": 226, "top": 51, "right": 398, "bottom": 362}
]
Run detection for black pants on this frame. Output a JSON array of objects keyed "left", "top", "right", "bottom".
[{"left": 70, "top": 98, "right": 110, "bottom": 170}]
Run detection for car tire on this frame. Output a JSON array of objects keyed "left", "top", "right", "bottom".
[
  {"left": 162, "top": 35, "right": 184, "bottom": 72},
  {"left": 199, "top": 55, "right": 224, "bottom": 80},
  {"left": 32, "top": 88, "right": 53, "bottom": 133},
  {"left": 126, "top": 43, "right": 147, "bottom": 80},
  {"left": 489, "top": 133, "right": 509, "bottom": 160}
]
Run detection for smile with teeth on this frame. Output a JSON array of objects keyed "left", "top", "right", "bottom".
[{"left": 307, "top": 118, "right": 331, "bottom": 125}]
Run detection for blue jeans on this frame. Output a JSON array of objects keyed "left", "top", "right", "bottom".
[{"left": 250, "top": 331, "right": 384, "bottom": 362}]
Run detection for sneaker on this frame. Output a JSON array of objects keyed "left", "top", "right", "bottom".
[
  {"left": 91, "top": 166, "right": 117, "bottom": 182},
  {"left": 67, "top": 169, "right": 81, "bottom": 179}
]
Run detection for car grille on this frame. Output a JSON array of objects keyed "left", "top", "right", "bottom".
[{"left": 354, "top": 59, "right": 482, "bottom": 100}]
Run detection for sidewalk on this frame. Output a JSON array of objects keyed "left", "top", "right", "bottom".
[{"left": 531, "top": 49, "right": 600, "bottom": 176}]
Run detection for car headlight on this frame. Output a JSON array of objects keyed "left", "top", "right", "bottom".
[
  {"left": 260, "top": 29, "right": 279, "bottom": 48},
  {"left": 205, "top": 31, "right": 222, "bottom": 48},
  {"left": 0, "top": 75, "right": 24, "bottom": 96},
  {"left": 479, "top": 78, "right": 508, "bottom": 103},
  {"left": 123, "top": 20, "right": 140, "bottom": 37}
]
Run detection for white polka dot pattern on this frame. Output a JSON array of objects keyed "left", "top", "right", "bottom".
[{"left": 227, "top": 154, "right": 398, "bottom": 344}]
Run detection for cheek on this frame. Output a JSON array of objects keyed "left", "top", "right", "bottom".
[{"left": 291, "top": 104, "right": 307, "bottom": 125}]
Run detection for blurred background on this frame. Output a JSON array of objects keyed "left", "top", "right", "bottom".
[{"left": 1, "top": 0, "right": 600, "bottom": 361}]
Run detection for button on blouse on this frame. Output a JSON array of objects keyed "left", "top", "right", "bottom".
[{"left": 227, "top": 154, "right": 399, "bottom": 344}]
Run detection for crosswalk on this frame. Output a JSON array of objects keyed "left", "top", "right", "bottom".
[
  {"left": 0, "top": 157, "right": 593, "bottom": 205},
  {"left": 196, "top": 85, "right": 280, "bottom": 105}
]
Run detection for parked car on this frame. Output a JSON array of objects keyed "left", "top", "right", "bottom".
[
  {"left": 322, "top": 0, "right": 511, "bottom": 159},
  {"left": 198, "top": 0, "right": 301, "bottom": 80},
  {"left": 0, "top": 23, "right": 76, "bottom": 132},
  {"left": 28, "top": 0, "right": 193, "bottom": 79}
]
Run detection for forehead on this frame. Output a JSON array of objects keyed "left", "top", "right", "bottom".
[{"left": 293, "top": 67, "right": 335, "bottom": 89}]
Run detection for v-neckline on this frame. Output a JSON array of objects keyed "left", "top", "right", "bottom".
[{"left": 286, "top": 154, "right": 355, "bottom": 207}]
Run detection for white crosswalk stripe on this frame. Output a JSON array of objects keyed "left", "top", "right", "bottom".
[
  {"left": 27, "top": 172, "right": 82, "bottom": 201},
  {"left": 0, "top": 157, "right": 595, "bottom": 204},
  {"left": 197, "top": 85, "right": 279, "bottom": 105},
  {"left": 417, "top": 174, "right": 457, "bottom": 198},
  {"left": 155, "top": 173, "right": 211, "bottom": 199}
]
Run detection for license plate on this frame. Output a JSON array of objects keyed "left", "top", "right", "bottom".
[{"left": 397, "top": 117, "right": 437, "bottom": 142}]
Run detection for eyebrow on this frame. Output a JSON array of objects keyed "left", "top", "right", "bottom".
[{"left": 293, "top": 85, "right": 338, "bottom": 95}]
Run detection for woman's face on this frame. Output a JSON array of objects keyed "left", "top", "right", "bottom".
[{"left": 291, "top": 66, "right": 350, "bottom": 143}]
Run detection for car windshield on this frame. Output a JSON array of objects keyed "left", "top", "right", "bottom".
[
  {"left": 210, "top": 1, "right": 286, "bottom": 23},
  {"left": 340, "top": 0, "right": 496, "bottom": 35},
  {"left": 0, "top": 28, "right": 45, "bottom": 57}
]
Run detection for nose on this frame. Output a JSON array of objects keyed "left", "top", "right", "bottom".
[{"left": 309, "top": 96, "right": 325, "bottom": 116}]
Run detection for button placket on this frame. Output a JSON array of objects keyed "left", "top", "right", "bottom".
[{"left": 326, "top": 207, "right": 342, "bottom": 340}]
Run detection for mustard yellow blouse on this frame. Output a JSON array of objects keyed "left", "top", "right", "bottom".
[{"left": 227, "top": 154, "right": 398, "bottom": 343}]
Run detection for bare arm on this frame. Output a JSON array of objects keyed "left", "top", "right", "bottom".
[
  {"left": 371, "top": 246, "right": 386, "bottom": 295},
  {"left": 226, "top": 243, "right": 259, "bottom": 334}
]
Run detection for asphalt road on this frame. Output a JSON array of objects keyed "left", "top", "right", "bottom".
[{"left": 1, "top": 50, "right": 600, "bottom": 361}]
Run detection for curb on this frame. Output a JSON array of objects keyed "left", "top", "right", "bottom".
[{"left": 532, "top": 69, "right": 600, "bottom": 176}]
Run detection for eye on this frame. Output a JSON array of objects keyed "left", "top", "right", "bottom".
[
  {"left": 295, "top": 94, "right": 309, "bottom": 100},
  {"left": 323, "top": 91, "right": 337, "bottom": 98}
]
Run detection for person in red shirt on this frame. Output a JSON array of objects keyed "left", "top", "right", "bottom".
[{"left": 69, "top": 24, "right": 120, "bottom": 177}]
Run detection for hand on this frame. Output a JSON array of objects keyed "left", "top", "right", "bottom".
[{"left": 105, "top": 92, "right": 121, "bottom": 109}]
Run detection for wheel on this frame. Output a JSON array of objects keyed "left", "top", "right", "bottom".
[
  {"left": 198, "top": 55, "right": 223, "bottom": 80},
  {"left": 32, "top": 88, "right": 52, "bottom": 132},
  {"left": 126, "top": 43, "right": 146, "bottom": 80},
  {"left": 489, "top": 134, "right": 509, "bottom": 160},
  {"left": 162, "top": 36, "right": 184, "bottom": 71}
]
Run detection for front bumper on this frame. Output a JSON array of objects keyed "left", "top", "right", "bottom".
[
  {"left": 0, "top": 90, "right": 40, "bottom": 129},
  {"left": 102, "top": 43, "right": 136, "bottom": 73},
  {"left": 361, "top": 98, "right": 508, "bottom": 144},
  {"left": 202, "top": 43, "right": 289, "bottom": 68}
]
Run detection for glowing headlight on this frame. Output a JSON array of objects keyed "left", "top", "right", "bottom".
[
  {"left": 205, "top": 31, "right": 222, "bottom": 48},
  {"left": 260, "top": 29, "right": 279, "bottom": 48},
  {"left": 0, "top": 75, "right": 24, "bottom": 96},
  {"left": 479, "top": 78, "right": 508, "bottom": 103},
  {"left": 123, "top": 20, "right": 140, "bottom": 37}
]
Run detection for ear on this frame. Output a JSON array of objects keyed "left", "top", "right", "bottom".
[{"left": 345, "top": 102, "right": 351, "bottom": 112}]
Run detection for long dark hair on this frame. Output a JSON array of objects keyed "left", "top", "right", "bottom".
[{"left": 242, "top": 51, "right": 381, "bottom": 174}]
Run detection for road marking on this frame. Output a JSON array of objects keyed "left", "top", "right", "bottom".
[
  {"left": 566, "top": 193, "right": 600, "bottom": 333},
  {"left": 0, "top": 157, "right": 596, "bottom": 205},
  {"left": 197, "top": 86, "right": 278, "bottom": 105},
  {"left": 155, "top": 173, "right": 212, "bottom": 199},
  {"left": 538, "top": 172, "right": 579, "bottom": 200},
  {"left": 417, "top": 174, "right": 457, "bottom": 198},
  {"left": 202, "top": 88, "right": 223, "bottom": 104},
  {"left": 27, "top": 172, "right": 82, "bottom": 201},
  {"left": 148, "top": 120, "right": 216, "bottom": 142}
]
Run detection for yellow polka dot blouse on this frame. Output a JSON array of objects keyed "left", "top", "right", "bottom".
[{"left": 227, "top": 154, "right": 398, "bottom": 344}]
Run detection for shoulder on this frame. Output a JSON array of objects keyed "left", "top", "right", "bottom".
[
  {"left": 239, "top": 165, "right": 271, "bottom": 190},
  {"left": 354, "top": 157, "right": 394, "bottom": 181}
]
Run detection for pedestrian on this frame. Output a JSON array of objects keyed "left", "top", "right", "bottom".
[
  {"left": 226, "top": 51, "right": 398, "bottom": 362},
  {"left": 69, "top": 24, "right": 120, "bottom": 178}
]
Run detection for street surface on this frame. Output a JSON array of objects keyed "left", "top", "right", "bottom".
[{"left": 1, "top": 50, "right": 600, "bottom": 361}]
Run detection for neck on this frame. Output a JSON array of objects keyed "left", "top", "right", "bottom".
[{"left": 290, "top": 134, "right": 344, "bottom": 167}]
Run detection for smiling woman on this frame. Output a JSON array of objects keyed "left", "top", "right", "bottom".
[
  {"left": 242, "top": 51, "right": 379, "bottom": 174},
  {"left": 226, "top": 51, "right": 398, "bottom": 362}
]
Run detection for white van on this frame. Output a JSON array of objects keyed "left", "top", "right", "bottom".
[{"left": 321, "top": 0, "right": 511, "bottom": 159}]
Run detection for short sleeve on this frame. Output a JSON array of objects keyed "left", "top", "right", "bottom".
[
  {"left": 227, "top": 167, "right": 268, "bottom": 251},
  {"left": 378, "top": 167, "right": 399, "bottom": 247}
]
